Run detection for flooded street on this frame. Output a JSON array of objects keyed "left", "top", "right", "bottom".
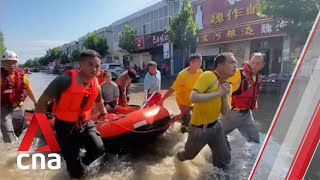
[{"left": 0, "top": 72, "right": 283, "bottom": 180}]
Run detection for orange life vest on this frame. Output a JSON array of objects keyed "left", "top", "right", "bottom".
[
  {"left": 97, "top": 70, "right": 105, "bottom": 85},
  {"left": 1, "top": 68, "right": 28, "bottom": 106},
  {"left": 231, "top": 63, "right": 262, "bottom": 110},
  {"left": 53, "top": 70, "right": 98, "bottom": 122}
]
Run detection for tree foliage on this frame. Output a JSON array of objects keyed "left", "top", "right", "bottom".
[
  {"left": 60, "top": 53, "right": 70, "bottom": 64},
  {"left": 24, "top": 47, "right": 66, "bottom": 67},
  {"left": 23, "top": 58, "right": 40, "bottom": 68},
  {"left": 71, "top": 50, "right": 81, "bottom": 62},
  {"left": 37, "top": 47, "right": 63, "bottom": 66},
  {"left": 166, "top": 0, "right": 198, "bottom": 52},
  {"left": 260, "top": 0, "right": 320, "bottom": 43},
  {"left": 0, "top": 31, "right": 6, "bottom": 54},
  {"left": 119, "top": 24, "right": 139, "bottom": 54},
  {"left": 83, "top": 32, "right": 109, "bottom": 57}
]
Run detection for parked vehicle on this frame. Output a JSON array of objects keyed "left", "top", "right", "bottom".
[{"left": 100, "top": 63, "right": 124, "bottom": 79}]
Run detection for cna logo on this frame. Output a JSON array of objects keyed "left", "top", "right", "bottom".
[{"left": 17, "top": 113, "right": 61, "bottom": 170}]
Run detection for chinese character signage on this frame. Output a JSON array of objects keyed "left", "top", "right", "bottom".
[
  {"left": 199, "top": 20, "right": 287, "bottom": 45},
  {"left": 193, "top": 0, "right": 290, "bottom": 45},
  {"left": 144, "top": 31, "right": 169, "bottom": 49}
]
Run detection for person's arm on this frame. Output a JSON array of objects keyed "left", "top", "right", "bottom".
[
  {"left": 221, "top": 94, "right": 231, "bottom": 115},
  {"left": 95, "top": 85, "right": 107, "bottom": 116},
  {"left": 190, "top": 90, "right": 222, "bottom": 103},
  {"left": 190, "top": 72, "right": 229, "bottom": 103},
  {"left": 120, "top": 84, "right": 127, "bottom": 105},
  {"left": 28, "top": 90, "right": 37, "bottom": 106},
  {"left": 144, "top": 74, "right": 151, "bottom": 102},
  {"left": 23, "top": 75, "right": 37, "bottom": 106},
  {"left": 158, "top": 72, "right": 182, "bottom": 104},
  {"left": 35, "top": 74, "right": 70, "bottom": 113},
  {"left": 159, "top": 88, "right": 174, "bottom": 103}
]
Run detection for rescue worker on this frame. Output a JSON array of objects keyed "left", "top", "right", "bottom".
[
  {"left": 143, "top": 61, "right": 161, "bottom": 107},
  {"left": 101, "top": 70, "right": 119, "bottom": 111},
  {"left": 158, "top": 54, "right": 203, "bottom": 133},
  {"left": 35, "top": 50, "right": 107, "bottom": 178},
  {"left": 220, "top": 52, "right": 265, "bottom": 143},
  {"left": 115, "top": 69, "right": 136, "bottom": 106},
  {"left": 1, "top": 50, "right": 37, "bottom": 142},
  {"left": 176, "top": 52, "right": 237, "bottom": 169}
]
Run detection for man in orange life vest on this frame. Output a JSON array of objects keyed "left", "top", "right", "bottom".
[
  {"left": 35, "top": 50, "right": 107, "bottom": 178},
  {"left": 220, "top": 52, "right": 266, "bottom": 143},
  {"left": 1, "top": 50, "right": 37, "bottom": 143}
]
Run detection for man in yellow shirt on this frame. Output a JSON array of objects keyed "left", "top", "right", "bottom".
[
  {"left": 220, "top": 52, "right": 265, "bottom": 143},
  {"left": 158, "top": 54, "right": 203, "bottom": 133},
  {"left": 176, "top": 52, "right": 237, "bottom": 169},
  {"left": 1, "top": 50, "right": 37, "bottom": 143}
]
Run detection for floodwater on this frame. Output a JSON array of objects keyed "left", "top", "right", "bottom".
[{"left": 0, "top": 72, "right": 300, "bottom": 180}]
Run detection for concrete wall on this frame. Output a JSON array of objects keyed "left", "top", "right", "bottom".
[
  {"left": 196, "top": 45, "right": 220, "bottom": 56},
  {"left": 132, "top": 52, "right": 152, "bottom": 68},
  {"left": 223, "top": 40, "right": 251, "bottom": 65}
]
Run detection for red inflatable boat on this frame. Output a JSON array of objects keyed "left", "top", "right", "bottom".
[{"left": 25, "top": 105, "right": 172, "bottom": 152}]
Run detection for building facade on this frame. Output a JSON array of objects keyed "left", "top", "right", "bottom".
[
  {"left": 60, "top": 25, "right": 113, "bottom": 63},
  {"left": 192, "top": 0, "right": 294, "bottom": 75},
  {"left": 57, "top": 0, "right": 299, "bottom": 76},
  {"left": 111, "top": 0, "right": 180, "bottom": 69}
]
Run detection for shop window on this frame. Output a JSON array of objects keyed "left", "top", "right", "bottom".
[
  {"left": 164, "top": 17, "right": 169, "bottom": 28},
  {"left": 159, "top": 19, "right": 164, "bottom": 30},
  {"left": 155, "top": 19, "right": 159, "bottom": 32},
  {"left": 143, "top": 24, "right": 146, "bottom": 34},
  {"left": 164, "top": 6, "right": 168, "bottom": 17},
  {"left": 169, "top": 3, "right": 174, "bottom": 15},
  {"left": 153, "top": 10, "right": 158, "bottom": 20},
  {"left": 146, "top": 23, "right": 150, "bottom": 34},
  {"left": 150, "top": 21, "right": 155, "bottom": 33},
  {"left": 143, "top": 14, "right": 149, "bottom": 23},
  {"left": 159, "top": 7, "right": 164, "bottom": 18},
  {"left": 174, "top": 1, "right": 179, "bottom": 13}
]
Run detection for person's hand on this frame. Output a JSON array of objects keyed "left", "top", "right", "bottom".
[
  {"left": 97, "top": 113, "right": 106, "bottom": 121},
  {"left": 217, "top": 83, "right": 231, "bottom": 96},
  {"left": 157, "top": 99, "right": 164, "bottom": 106}
]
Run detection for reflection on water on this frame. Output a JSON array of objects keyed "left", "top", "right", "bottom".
[{"left": 0, "top": 72, "right": 283, "bottom": 180}]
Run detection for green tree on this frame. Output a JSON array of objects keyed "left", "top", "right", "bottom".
[
  {"left": 71, "top": 50, "right": 81, "bottom": 62},
  {"left": 37, "top": 47, "right": 63, "bottom": 66},
  {"left": 83, "top": 32, "right": 109, "bottom": 57},
  {"left": 24, "top": 58, "right": 40, "bottom": 68},
  {"left": 119, "top": 25, "right": 139, "bottom": 55},
  {"left": 0, "top": 31, "right": 6, "bottom": 54},
  {"left": 260, "top": 0, "right": 320, "bottom": 44},
  {"left": 60, "top": 53, "right": 70, "bottom": 64},
  {"left": 166, "top": 0, "right": 198, "bottom": 62},
  {"left": 24, "top": 59, "right": 33, "bottom": 67},
  {"left": 38, "top": 56, "right": 47, "bottom": 66},
  {"left": 33, "top": 58, "right": 40, "bottom": 67}
]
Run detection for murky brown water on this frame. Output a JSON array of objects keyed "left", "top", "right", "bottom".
[{"left": 0, "top": 72, "right": 285, "bottom": 180}]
